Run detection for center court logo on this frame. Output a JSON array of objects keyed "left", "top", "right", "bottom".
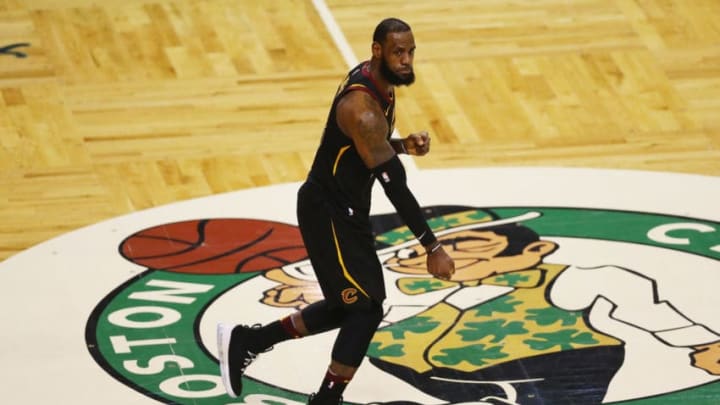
[
  {"left": 1, "top": 168, "right": 718, "bottom": 405},
  {"left": 82, "top": 169, "right": 720, "bottom": 405}
]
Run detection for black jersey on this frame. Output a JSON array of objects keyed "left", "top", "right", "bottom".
[{"left": 307, "top": 61, "right": 396, "bottom": 217}]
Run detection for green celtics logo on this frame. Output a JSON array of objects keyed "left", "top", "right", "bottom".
[{"left": 86, "top": 206, "right": 720, "bottom": 405}]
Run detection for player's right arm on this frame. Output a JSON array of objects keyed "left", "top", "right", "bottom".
[
  {"left": 336, "top": 91, "right": 395, "bottom": 168},
  {"left": 335, "top": 91, "right": 455, "bottom": 280}
]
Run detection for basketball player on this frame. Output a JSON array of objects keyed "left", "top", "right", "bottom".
[{"left": 217, "top": 18, "right": 455, "bottom": 404}]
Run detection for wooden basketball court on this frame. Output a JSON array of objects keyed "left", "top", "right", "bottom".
[
  {"left": 0, "top": 1, "right": 719, "bottom": 404},
  {"left": 1, "top": 0, "right": 718, "bottom": 262}
]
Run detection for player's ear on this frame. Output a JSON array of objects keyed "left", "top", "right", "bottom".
[
  {"left": 372, "top": 41, "right": 382, "bottom": 58},
  {"left": 523, "top": 240, "right": 558, "bottom": 257}
]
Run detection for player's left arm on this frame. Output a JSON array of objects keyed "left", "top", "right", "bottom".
[{"left": 336, "top": 92, "right": 454, "bottom": 280}]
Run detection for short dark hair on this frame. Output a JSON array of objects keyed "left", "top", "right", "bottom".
[{"left": 373, "top": 18, "right": 412, "bottom": 44}]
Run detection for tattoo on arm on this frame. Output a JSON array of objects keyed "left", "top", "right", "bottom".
[{"left": 337, "top": 92, "right": 395, "bottom": 168}]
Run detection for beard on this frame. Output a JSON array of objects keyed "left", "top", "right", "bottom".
[{"left": 380, "top": 56, "right": 415, "bottom": 86}]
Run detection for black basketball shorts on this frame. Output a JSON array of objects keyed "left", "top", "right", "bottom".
[{"left": 296, "top": 181, "right": 386, "bottom": 309}]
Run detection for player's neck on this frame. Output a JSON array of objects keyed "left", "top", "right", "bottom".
[{"left": 368, "top": 60, "right": 394, "bottom": 97}]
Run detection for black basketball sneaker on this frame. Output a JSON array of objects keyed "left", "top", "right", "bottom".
[
  {"left": 307, "top": 392, "right": 344, "bottom": 405},
  {"left": 217, "top": 323, "right": 264, "bottom": 398}
]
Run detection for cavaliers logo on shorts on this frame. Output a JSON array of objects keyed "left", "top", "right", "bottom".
[{"left": 341, "top": 288, "right": 359, "bottom": 304}]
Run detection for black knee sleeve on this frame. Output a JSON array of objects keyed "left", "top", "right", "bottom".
[
  {"left": 331, "top": 301, "right": 384, "bottom": 367},
  {"left": 301, "top": 300, "right": 346, "bottom": 334}
]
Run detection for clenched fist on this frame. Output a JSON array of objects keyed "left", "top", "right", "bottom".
[{"left": 426, "top": 243, "right": 455, "bottom": 281}]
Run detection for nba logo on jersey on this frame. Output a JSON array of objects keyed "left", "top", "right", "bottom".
[{"left": 381, "top": 171, "right": 391, "bottom": 183}]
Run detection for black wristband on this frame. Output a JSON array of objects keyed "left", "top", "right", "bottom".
[
  {"left": 426, "top": 240, "right": 442, "bottom": 254},
  {"left": 373, "top": 155, "right": 437, "bottom": 246},
  {"left": 390, "top": 139, "right": 407, "bottom": 154},
  {"left": 419, "top": 231, "right": 438, "bottom": 247}
]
